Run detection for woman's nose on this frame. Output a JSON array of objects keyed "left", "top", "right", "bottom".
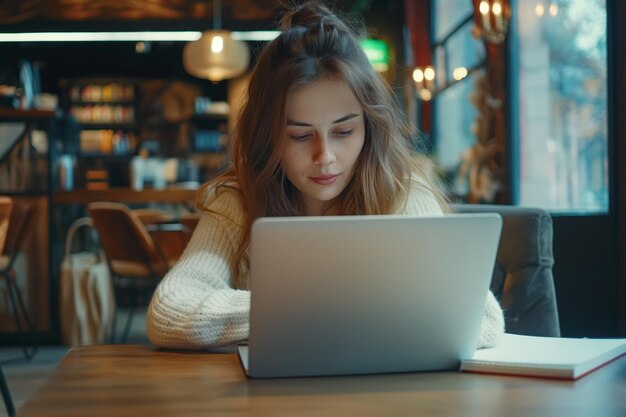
[{"left": 313, "top": 135, "right": 336, "bottom": 165}]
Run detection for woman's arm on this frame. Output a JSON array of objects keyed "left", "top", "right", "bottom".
[
  {"left": 476, "top": 291, "right": 504, "bottom": 348},
  {"left": 146, "top": 194, "right": 250, "bottom": 349}
]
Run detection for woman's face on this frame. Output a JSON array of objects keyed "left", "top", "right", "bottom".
[{"left": 281, "top": 77, "right": 365, "bottom": 215}]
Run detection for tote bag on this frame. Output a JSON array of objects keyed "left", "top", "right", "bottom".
[{"left": 59, "top": 217, "right": 115, "bottom": 345}]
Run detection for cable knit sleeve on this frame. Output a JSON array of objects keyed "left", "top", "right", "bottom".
[
  {"left": 146, "top": 188, "right": 250, "bottom": 349},
  {"left": 476, "top": 290, "right": 505, "bottom": 348},
  {"left": 403, "top": 177, "right": 505, "bottom": 349}
]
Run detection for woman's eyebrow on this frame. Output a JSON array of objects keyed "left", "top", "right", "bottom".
[
  {"left": 286, "top": 113, "right": 360, "bottom": 127},
  {"left": 286, "top": 119, "right": 312, "bottom": 127},
  {"left": 332, "top": 113, "right": 360, "bottom": 124}
]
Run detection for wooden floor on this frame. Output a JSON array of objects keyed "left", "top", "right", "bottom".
[{"left": 0, "top": 308, "right": 149, "bottom": 417}]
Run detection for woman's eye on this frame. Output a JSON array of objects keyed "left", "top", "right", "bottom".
[
  {"left": 290, "top": 133, "right": 311, "bottom": 141},
  {"left": 334, "top": 130, "right": 353, "bottom": 138}
]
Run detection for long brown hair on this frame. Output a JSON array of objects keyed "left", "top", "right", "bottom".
[{"left": 196, "top": 1, "right": 443, "bottom": 289}]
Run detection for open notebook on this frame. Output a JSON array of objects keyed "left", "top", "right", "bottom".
[{"left": 460, "top": 333, "right": 626, "bottom": 380}]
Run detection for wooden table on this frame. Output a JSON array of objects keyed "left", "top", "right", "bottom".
[{"left": 19, "top": 345, "right": 626, "bottom": 417}]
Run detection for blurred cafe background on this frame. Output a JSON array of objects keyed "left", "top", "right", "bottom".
[{"left": 0, "top": 0, "right": 624, "bottom": 356}]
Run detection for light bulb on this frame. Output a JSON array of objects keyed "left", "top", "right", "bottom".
[
  {"left": 211, "top": 35, "right": 224, "bottom": 53},
  {"left": 549, "top": 4, "right": 558, "bottom": 16},
  {"left": 413, "top": 68, "right": 424, "bottom": 83},
  {"left": 479, "top": 1, "right": 489, "bottom": 15},
  {"left": 535, "top": 4, "right": 545, "bottom": 16},
  {"left": 424, "top": 66, "right": 435, "bottom": 81},
  {"left": 453, "top": 67, "right": 468, "bottom": 81}
]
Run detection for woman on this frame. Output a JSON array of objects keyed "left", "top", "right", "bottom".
[{"left": 147, "top": 1, "right": 504, "bottom": 349}]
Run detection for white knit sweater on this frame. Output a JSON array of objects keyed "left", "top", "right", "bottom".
[{"left": 146, "top": 182, "right": 505, "bottom": 349}]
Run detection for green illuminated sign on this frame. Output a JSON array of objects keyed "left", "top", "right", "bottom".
[{"left": 360, "top": 39, "right": 389, "bottom": 72}]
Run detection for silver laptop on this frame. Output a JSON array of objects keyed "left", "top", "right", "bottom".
[{"left": 238, "top": 213, "right": 502, "bottom": 378}]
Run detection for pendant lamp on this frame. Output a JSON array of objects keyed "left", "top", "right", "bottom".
[{"left": 183, "top": 0, "right": 250, "bottom": 82}]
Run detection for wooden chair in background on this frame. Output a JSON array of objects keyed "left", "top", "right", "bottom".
[
  {"left": 132, "top": 208, "right": 174, "bottom": 226},
  {"left": 87, "top": 202, "right": 170, "bottom": 343},
  {"left": 180, "top": 213, "right": 201, "bottom": 241},
  {"left": 0, "top": 197, "right": 12, "bottom": 255},
  {"left": 133, "top": 207, "right": 188, "bottom": 265},
  {"left": 0, "top": 200, "right": 16, "bottom": 401},
  {"left": 0, "top": 197, "right": 38, "bottom": 360}
]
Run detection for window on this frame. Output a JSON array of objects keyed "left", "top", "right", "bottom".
[
  {"left": 435, "top": 70, "right": 481, "bottom": 171},
  {"left": 511, "top": 0, "right": 608, "bottom": 212},
  {"left": 431, "top": 1, "right": 486, "bottom": 194},
  {"left": 434, "top": 0, "right": 475, "bottom": 40}
]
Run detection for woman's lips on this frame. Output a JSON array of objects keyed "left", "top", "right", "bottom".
[{"left": 310, "top": 174, "right": 339, "bottom": 185}]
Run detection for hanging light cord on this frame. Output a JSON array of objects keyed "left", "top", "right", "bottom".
[{"left": 213, "top": 0, "right": 221, "bottom": 31}]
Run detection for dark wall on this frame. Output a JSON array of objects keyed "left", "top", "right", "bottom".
[
  {"left": 552, "top": 215, "right": 619, "bottom": 337},
  {"left": 613, "top": 0, "right": 626, "bottom": 336},
  {"left": 1, "top": 40, "right": 231, "bottom": 98}
]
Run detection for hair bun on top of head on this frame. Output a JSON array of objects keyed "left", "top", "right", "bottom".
[{"left": 278, "top": 1, "right": 351, "bottom": 33}]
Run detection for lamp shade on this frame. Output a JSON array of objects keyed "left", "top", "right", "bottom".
[{"left": 183, "top": 30, "right": 250, "bottom": 82}]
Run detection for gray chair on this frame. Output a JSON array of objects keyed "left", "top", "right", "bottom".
[{"left": 452, "top": 204, "right": 561, "bottom": 337}]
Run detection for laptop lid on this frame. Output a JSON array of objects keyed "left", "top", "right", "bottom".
[{"left": 241, "top": 213, "right": 502, "bottom": 378}]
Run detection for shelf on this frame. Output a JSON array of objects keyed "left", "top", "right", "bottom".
[
  {"left": 78, "top": 152, "right": 134, "bottom": 159},
  {"left": 191, "top": 146, "right": 228, "bottom": 154},
  {"left": 78, "top": 123, "right": 138, "bottom": 129},
  {"left": 70, "top": 100, "right": 134, "bottom": 105},
  {"left": 53, "top": 187, "right": 197, "bottom": 204},
  {"left": 0, "top": 191, "right": 48, "bottom": 197},
  {"left": 141, "top": 120, "right": 183, "bottom": 129},
  {"left": 0, "top": 108, "right": 56, "bottom": 121},
  {"left": 192, "top": 113, "right": 229, "bottom": 121}
]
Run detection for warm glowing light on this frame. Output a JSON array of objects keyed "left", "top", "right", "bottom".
[
  {"left": 492, "top": 2, "right": 502, "bottom": 16},
  {"left": 211, "top": 35, "right": 224, "bottom": 53},
  {"left": 183, "top": 31, "right": 250, "bottom": 82},
  {"left": 477, "top": 0, "right": 508, "bottom": 44},
  {"left": 135, "top": 41, "right": 147, "bottom": 53},
  {"left": 419, "top": 89, "right": 432, "bottom": 101},
  {"left": 453, "top": 67, "right": 468, "bottom": 81},
  {"left": 413, "top": 68, "right": 424, "bottom": 83},
  {"left": 535, "top": 4, "right": 545, "bottom": 16},
  {"left": 479, "top": 1, "right": 490, "bottom": 15},
  {"left": 424, "top": 66, "right": 435, "bottom": 81},
  {"left": 549, "top": 4, "right": 558, "bottom": 16}
]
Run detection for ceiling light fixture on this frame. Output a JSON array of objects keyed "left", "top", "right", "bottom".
[
  {"left": 182, "top": 0, "right": 250, "bottom": 82},
  {"left": 0, "top": 31, "right": 201, "bottom": 42},
  {"left": 0, "top": 31, "right": 280, "bottom": 43}
]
